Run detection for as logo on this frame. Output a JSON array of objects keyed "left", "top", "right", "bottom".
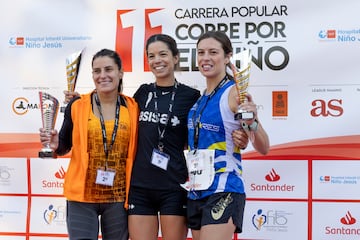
[
  {"left": 116, "top": 9, "right": 163, "bottom": 72},
  {"left": 310, "top": 99, "right": 343, "bottom": 117}
]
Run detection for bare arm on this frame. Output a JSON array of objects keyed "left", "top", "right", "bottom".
[{"left": 229, "top": 86, "right": 270, "bottom": 155}]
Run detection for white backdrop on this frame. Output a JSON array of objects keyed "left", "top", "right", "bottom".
[{"left": 0, "top": 0, "right": 360, "bottom": 239}]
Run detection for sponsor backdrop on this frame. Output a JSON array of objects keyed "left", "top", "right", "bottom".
[{"left": 0, "top": 0, "right": 359, "bottom": 239}]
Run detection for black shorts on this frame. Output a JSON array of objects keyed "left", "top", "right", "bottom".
[
  {"left": 187, "top": 192, "right": 246, "bottom": 233},
  {"left": 128, "top": 185, "right": 187, "bottom": 216},
  {"left": 67, "top": 201, "right": 128, "bottom": 240}
]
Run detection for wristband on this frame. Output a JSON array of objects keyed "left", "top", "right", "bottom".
[
  {"left": 249, "top": 119, "right": 258, "bottom": 132},
  {"left": 241, "top": 119, "right": 258, "bottom": 132}
]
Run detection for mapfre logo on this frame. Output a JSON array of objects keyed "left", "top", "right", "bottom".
[{"left": 116, "top": 9, "right": 163, "bottom": 72}]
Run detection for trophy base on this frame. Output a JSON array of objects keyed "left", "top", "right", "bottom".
[
  {"left": 234, "top": 111, "right": 254, "bottom": 121},
  {"left": 39, "top": 149, "right": 57, "bottom": 158}
]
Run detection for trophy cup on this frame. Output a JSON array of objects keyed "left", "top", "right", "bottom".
[
  {"left": 230, "top": 49, "right": 254, "bottom": 121},
  {"left": 60, "top": 49, "right": 83, "bottom": 112},
  {"left": 39, "top": 91, "right": 59, "bottom": 158}
]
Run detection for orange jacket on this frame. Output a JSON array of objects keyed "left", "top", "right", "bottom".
[{"left": 63, "top": 92, "right": 138, "bottom": 209}]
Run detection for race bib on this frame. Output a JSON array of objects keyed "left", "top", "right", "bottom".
[
  {"left": 151, "top": 148, "right": 170, "bottom": 170},
  {"left": 182, "top": 149, "right": 215, "bottom": 191},
  {"left": 95, "top": 168, "right": 115, "bottom": 186}
]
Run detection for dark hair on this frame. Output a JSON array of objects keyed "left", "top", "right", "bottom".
[
  {"left": 197, "top": 31, "right": 233, "bottom": 56},
  {"left": 197, "top": 31, "right": 234, "bottom": 79},
  {"left": 145, "top": 34, "right": 180, "bottom": 70},
  {"left": 92, "top": 48, "right": 123, "bottom": 92}
]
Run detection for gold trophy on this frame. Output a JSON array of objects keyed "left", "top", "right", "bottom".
[
  {"left": 39, "top": 91, "right": 59, "bottom": 158},
  {"left": 60, "top": 49, "right": 83, "bottom": 112},
  {"left": 230, "top": 49, "right": 254, "bottom": 120}
]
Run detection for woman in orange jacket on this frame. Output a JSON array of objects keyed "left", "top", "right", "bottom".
[{"left": 39, "top": 49, "right": 138, "bottom": 240}]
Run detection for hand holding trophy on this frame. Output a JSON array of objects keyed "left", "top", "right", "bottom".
[
  {"left": 60, "top": 49, "right": 83, "bottom": 112},
  {"left": 39, "top": 91, "right": 59, "bottom": 158},
  {"left": 229, "top": 49, "right": 254, "bottom": 121}
]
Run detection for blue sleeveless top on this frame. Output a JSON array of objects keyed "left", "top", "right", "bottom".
[{"left": 187, "top": 80, "right": 244, "bottom": 199}]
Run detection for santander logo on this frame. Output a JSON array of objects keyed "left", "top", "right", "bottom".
[
  {"left": 325, "top": 211, "right": 360, "bottom": 236},
  {"left": 265, "top": 168, "right": 281, "bottom": 182},
  {"left": 54, "top": 166, "right": 66, "bottom": 179},
  {"left": 41, "top": 166, "right": 66, "bottom": 189},
  {"left": 341, "top": 211, "right": 356, "bottom": 225},
  {"left": 250, "top": 168, "right": 295, "bottom": 192}
]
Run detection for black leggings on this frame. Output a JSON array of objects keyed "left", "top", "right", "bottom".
[{"left": 66, "top": 200, "right": 128, "bottom": 240}]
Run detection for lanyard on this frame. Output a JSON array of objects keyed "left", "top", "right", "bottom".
[
  {"left": 94, "top": 93, "right": 121, "bottom": 169},
  {"left": 153, "top": 80, "right": 178, "bottom": 151},
  {"left": 192, "top": 76, "right": 228, "bottom": 150}
]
